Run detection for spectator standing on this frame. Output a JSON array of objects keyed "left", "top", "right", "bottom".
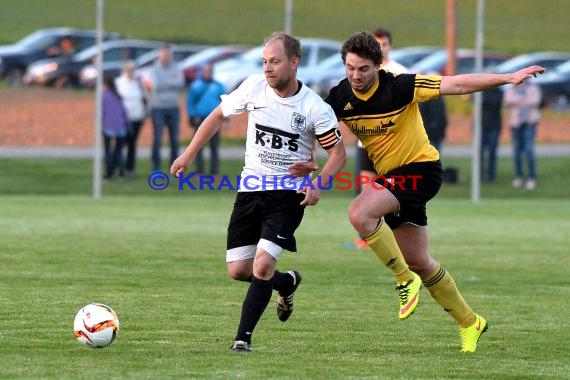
[
  {"left": 186, "top": 63, "right": 226, "bottom": 176},
  {"left": 480, "top": 87, "right": 504, "bottom": 183},
  {"left": 146, "top": 44, "right": 185, "bottom": 172},
  {"left": 503, "top": 81, "right": 542, "bottom": 190},
  {"left": 419, "top": 96, "right": 448, "bottom": 152},
  {"left": 102, "top": 76, "right": 129, "bottom": 180},
  {"left": 115, "top": 60, "right": 147, "bottom": 177},
  {"left": 371, "top": 27, "right": 408, "bottom": 74}
]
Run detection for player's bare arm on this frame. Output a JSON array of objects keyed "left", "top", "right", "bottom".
[
  {"left": 288, "top": 144, "right": 319, "bottom": 177},
  {"left": 439, "top": 65, "right": 545, "bottom": 95},
  {"left": 298, "top": 140, "right": 347, "bottom": 206},
  {"left": 289, "top": 161, "right": 320, "bottom": 177},
  {"left": 170, "top": 106, "right": 225, "bottom": 177}
]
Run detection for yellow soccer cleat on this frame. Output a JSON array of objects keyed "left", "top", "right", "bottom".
[
  {"left": 459, "top": 314, "right": 488, "bottom": 353},
  {"left": 396, "top": 272, "right": 422, "bottom": 320}
]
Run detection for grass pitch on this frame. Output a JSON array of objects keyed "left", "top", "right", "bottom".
[{"left": 1, "top": 156, "right": 569, "bottom": 378}]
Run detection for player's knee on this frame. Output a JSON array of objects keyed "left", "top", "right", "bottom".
[
  {"left": 407, "top": 258, "right": 438, "bottom": 278},
  {"left": 253, "top": 255, "right": 275, "bottom": 280},
  {"left": 227, "top": 265, "right": 251, "bottom": 281},
  {"left": 348, "top": 204, "right": 366, "bottom": 231}
]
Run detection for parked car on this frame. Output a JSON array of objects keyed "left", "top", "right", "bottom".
[
  {"left": 0, "top": 27, "right": 122, "bottom": 85},
  {"left": 78, "top": 44, "right": 208, "bottom": 88},
  {"left": 301, "top": 54, "right": 343, "bottom": 96},
  {"left": 24, "top": 39, "right": 163, "bottom": 87},
  {"left": 493, "top": 51, "right": 570, "bottom": 74},
  {"left": 179, "top": 45, "right": 249, "bottom": 84},
  {"left": 534, "top": 59, "right": 570, "bottom": 110},
  {"left": 390, "top": 46, "right": 444, "bottom": 69},
  {"left": 213, "top": 38, "right": 342, "bottom": 91},
  {"left": 409, "top": 49, "right": 511, "bottom": 75}
]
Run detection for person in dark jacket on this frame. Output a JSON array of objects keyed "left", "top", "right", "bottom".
[
  {"left": 419, "top": 96, "right": 448, "bottom": 152},
  {"left": 480, "top": 87, "right": 504, "bottom": 182}
]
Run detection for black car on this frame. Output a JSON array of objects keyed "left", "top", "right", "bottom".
[
  {"left": 24, "top": 39, "right": 164, "bottom": 88},
  {"left": 0, "top": 27, "right": 122, "bottom": 85},
  {"left": 534, "top": 60, "right": 570, "bottom": 110}
]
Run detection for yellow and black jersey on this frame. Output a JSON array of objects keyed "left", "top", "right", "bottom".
[{"left": 325, "top": 71, "right": 442, "bottom": 175}]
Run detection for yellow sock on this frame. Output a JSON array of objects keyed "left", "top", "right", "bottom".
[
  {"left": 365, "top": 219, "right": 413, "bottom": 283},
  {"left": 423, "top": 264, "right": 476, "bottom": 328}
]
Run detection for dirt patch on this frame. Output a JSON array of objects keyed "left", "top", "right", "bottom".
[{"left": 1, "top": 87, "right": 569, "bottom": 147}]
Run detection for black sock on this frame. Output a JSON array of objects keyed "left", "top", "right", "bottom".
[
  {"left": 239, "top": 271, "right": 292, "bottom": 295},
  {"left": 234, "top": 275, "right": 274, "bottom": 344},
  {"left": 272, "top": 270, "right": 294, "bottom": 296}
]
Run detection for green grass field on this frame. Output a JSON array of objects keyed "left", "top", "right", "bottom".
[
  {"left": 1, "top": 157, "right": 569, "bottom": 378},
  {"left": 1, "top": 154, "right": 569, "bottom": 200},
  {"left": 1, "top": 0, "right": 569, "bottom": 54},
  {"left": 2, "top": 1, "right": 570, "bottom": 377}
]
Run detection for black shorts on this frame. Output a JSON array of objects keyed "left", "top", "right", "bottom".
[
  {"left": 358, "top": 146, "right": 376, "bottom": 173},
  {"left": 227, "top": 190, "right": 306, "bottom": 252},
  {"left": 374, "top": 161, "right": 443, "bottom": 229}
]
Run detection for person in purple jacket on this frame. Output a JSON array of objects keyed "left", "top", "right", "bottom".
[{"left": 102, "top": 76, "right": 130, "bottom": 180}]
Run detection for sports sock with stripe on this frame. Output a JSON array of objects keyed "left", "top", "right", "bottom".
[
  {"left": 365, "top": 219, "right": 414, "bottom": 283},
  {"left": 423, "top": 264, "right": 476, "bottom": 328}
]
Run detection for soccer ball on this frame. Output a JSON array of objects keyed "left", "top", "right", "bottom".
[{"left": 73, "top": 303, "right": 120, "bottom": 348}]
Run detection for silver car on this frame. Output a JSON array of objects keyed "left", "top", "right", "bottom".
[{"left": 213, "top": 37, "right": 342, "bottom": 92}]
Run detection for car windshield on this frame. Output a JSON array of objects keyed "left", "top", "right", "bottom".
[
  {"left": 240, "top": 46, "right": 264, "bottom": 63},
  {"left": 14, "top": 30, "right": 58, "bottom": 51},
  {"left": 316, "top": 54, "right": 343, "bottom": 70},
  {"left": 554, "top": 60, "right": 570, "bottom": 74},
  {"left": 391, "top": 48, "right": 441, "bottom": 68},
  {"left": 135, "top": 50, "right": 159, "bottom": 66},
  {"left": 410, "top": 51, "right": 447, "bottom": 72},
  {"left": 73, "top": 45, "right": 98, "bottom": 61},
  {"left": 494, "top": 56, "right": 537, "bottom": 73},
  {"left": 494, "top": 54, "right": 570, "bottom": 73},
  {"left": 179, "top": 48, "right": 226, "bottom": 66}
]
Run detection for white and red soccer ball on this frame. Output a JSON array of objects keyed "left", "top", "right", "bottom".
[{"left": 73, "top": 303, "right": 120, "bottom": 348}]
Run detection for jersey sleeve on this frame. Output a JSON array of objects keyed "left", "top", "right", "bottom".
[
  {"left": 313, "top": 100, "right": 342, "bottom": 150},
  {"left": 220, "top": 75, "right": 255, "bottom": 117},
  {"left": 413, "top": 74, "right": 442, "bottom": 103}
]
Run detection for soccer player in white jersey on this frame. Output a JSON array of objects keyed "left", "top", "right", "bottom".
[{"left": 171, "top": 32, "right": 346, "bottom": 352}]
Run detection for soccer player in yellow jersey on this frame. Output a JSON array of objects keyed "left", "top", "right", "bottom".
[{"left": 293, "top": 32, "right": 544, "bottom": 352}]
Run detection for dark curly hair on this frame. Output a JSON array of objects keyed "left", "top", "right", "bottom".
[{"left": 341, "top": 32, "right": 383, "bottom": 65}]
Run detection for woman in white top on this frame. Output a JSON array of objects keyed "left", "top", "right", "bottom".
[{"left": 115, "top": 61, "right": 147, "bottom": 176}]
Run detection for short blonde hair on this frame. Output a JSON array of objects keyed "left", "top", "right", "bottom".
[{"left": 264, "top": 32, "right": 301, "bottom": 62}]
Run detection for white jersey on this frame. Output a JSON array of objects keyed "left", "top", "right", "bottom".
[{"left": 220, "top": 74, "right": 340, "bottom": 192}]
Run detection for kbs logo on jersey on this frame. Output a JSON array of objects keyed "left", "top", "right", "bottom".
[{"left": 255, "top": 124, "right": 299, "bottom": 152}]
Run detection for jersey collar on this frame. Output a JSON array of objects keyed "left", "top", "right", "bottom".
[{"left": 351, "top": 76, "right": 379, "bottom": 101}]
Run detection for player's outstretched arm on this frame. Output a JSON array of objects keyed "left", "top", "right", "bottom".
[
  {"left": 439, "top": 65, "right": 545, "bottom": 95},
  {"left": 170, "top": 106, "right": 225, "bottom": 177}
]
